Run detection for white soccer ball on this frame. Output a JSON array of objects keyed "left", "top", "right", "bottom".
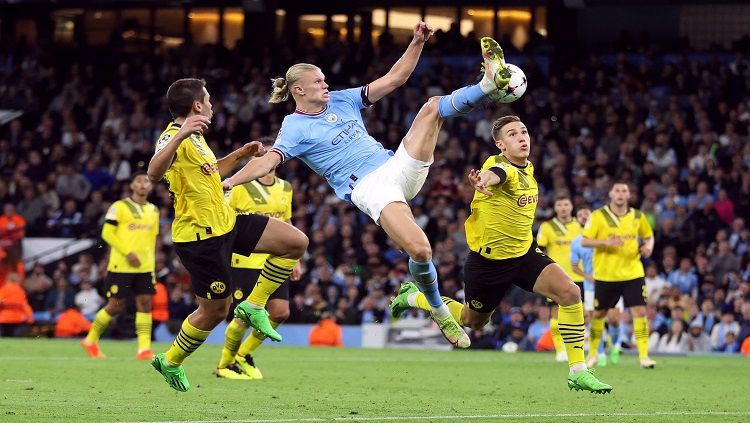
[
  {"left": 495, "top": 63, "right": 527, "bottom": 104},
  {"left": 502, "top": 341, "right": 519, "bottom": 353}
]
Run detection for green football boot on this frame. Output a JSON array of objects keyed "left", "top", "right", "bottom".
[
  {"left": 567, "top": 369, "right": 613, "bottom": 394},
  {"left": 151, "top": 353, "right": 190, "bottom": 392},
  {"left": 480, "top": 37, "right": 511, "bottom": 91},
  {"left": 389, "top": 281, "right": 418, "bottom": 319},
  {"left": 234, "top": 302, "right": 282, "bottom": 342}
]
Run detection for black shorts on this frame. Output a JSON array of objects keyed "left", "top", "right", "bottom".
[
  {"left": 546, "top": 281, "right": 585, "bottom": 306},
  {"left": 174, "top": 214, "right": 269, "bottom": 299},
  {"left": 105, "top": 272, "right": 156, "bottom": 299},
  {"left": 594, "top": 277, "right": 647, "bottom": 310},
  {"left": 230, "top": 267, "right": 290, "bottom": 305},
  {"left": 463, "top": 242, "right": 555, "bottom": 313}
]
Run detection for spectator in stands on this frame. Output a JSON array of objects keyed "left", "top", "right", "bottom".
[
  {"left": 645, "top": 262, "right": 669, "bottom": 303},
  {"left": 686, "top": 318, "right": 712, "bottom": 353},
  {"left": 652, "top": 319, "right": 688, "bottom": 354},
  {"left": 668, "top": 258, "right": 699, "bottom": 297},
  {"left": 55, "top": 163, "right": 91, "bottom": 202},
  {"left": 526, "top": 306, "right": 551, "bottom": 349},
  {"left": 711, "top": 311, "right": 741, "bottom": 350},
  {"left": 74, "top": 280, "right": 103, "bottom": 320},
  {"left": 709, "top": 241, "right": 740, "bottom": 286},
  {"left": 309, "top": 311, "right": 343, "bottom": 347},
  {"left": 0, "top": 203, "right": 26, "bottom": 281},
  {"left": 0, "top": 273, "right": 34, "bottom": 336},
  {"left": 46, "top": 200, "right": 83, "bottom": 237},
  {"left": 45, "top": 271, "right": 76, "bottom": 317},
  {"left": 16, "top": 186, "right": 46, "bottom": 235},
  {"left": 54, "top": 307, "right": 91, "bottom": 338},
  {"left": 23, "top": 263, "right": 53, "bottom": 311},
  {"left": 152, "top": 281, "right": 169, "bottom": 334}
]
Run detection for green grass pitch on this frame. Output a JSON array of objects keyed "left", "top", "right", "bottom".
[{"left": 0, "top": 338, "right": 748, "bottom": 422}]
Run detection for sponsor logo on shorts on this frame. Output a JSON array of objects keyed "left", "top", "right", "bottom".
[
  {"left": 210, "top": 281, "right": 226, "bottom": 294},
  {"left": 233, "top": 289, "right": 244, "bottom": 300},
  {"left": 110, "top": 284, "right": 119, "bottom": 294},
  {"left": 470, "top": 300, "right": 483, "bottom": 309}
]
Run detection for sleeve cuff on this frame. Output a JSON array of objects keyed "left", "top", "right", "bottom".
[
  {"left": 361, "top": 85, "right": 374, "bottom": 107},
  {"left": 488, "top": 166, "right": 507, "bottom": 183}
]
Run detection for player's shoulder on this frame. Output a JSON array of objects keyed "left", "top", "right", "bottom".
[
  {"left": 278, "top": 178, "right": 293, "bottom": 192},
  {"left": 630, "top": 207, "right": 644, "bottom": 219}
]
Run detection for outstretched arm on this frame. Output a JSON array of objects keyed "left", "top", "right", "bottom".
[
  {"left": 468, "top": 166, "right": 506, "bottom": 196},
  {"left": 366, "top": 22, "right": 434, "bottom": 103},
  {"left": 217, "top": 141, "right": 265, "bottom": 177},
  {"left": 223, "top": 152, "right": 282, "bottom": 191}
]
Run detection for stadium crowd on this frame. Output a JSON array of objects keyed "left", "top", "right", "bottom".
[{"left": 0, "top": 30, "right": 749, "bottom": 355}]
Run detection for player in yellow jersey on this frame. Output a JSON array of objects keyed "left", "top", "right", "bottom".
[
  {"left": 537, "top": 193, "right": 585, "bottom": 363},
  {"left": 582, "top": 181, "right": 656, "bottom": 369},
  {"left": 81, "top": 172, "right": 159, "bottom": 360},
  {"left": 391, "top": 115, "right": 611, "bottom": 393},
  {"left": 147, "top": 78, "right": 309, "bottom": 391},
  {"left": 216, "top": 137, "right": 302, "bottom": 380}
]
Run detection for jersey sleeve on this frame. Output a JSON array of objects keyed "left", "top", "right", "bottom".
[
  {"left": 271, "top": 121, "right": 308, "bottom": 162},
  {"left": 104, "top": 202, "right": 121, "bottom": 225},
  {"left": 155, "top": 127, "right": 178, "bottom": 153},
  {"left": 570, "top": 240, "right": 582, "bottom": 265},
  {"left": 638, "top": 212, "right": 654, "bottom": 239},
  {"left": 582, "top": 212, "right": 600, "bottom": 239},
  {"left": 536, "top": 222, "right": 551, "bottom": 247},
  {"left": 336, "top": 86, "right": 373, "bottom": 109}
]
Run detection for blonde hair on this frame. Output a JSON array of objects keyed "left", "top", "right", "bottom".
[{"left": 269, "top": 63, "right": 321, "bottom": 104}]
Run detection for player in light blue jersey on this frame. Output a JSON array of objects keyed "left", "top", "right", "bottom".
[
  {"left": 223, "top": 22, "right": 512, "bottom": 348},
  {"left": 570, "top": 206, "right": 625, "bottom": 366}
]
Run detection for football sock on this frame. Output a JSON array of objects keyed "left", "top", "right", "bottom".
[
  {"left": 218, "top": 319, "right": 247, "bottom": 368},
  {"left": 248, "top": 256, "right": 297, "bottom": 308},
  {"left": 135, "top": 312, "right": 152, "bottom": 352},
  {"left": 438, "top": 84, "right": 489, "bottom": 118},
  {"left": 408, "top": 258, "right": 450, "bottom": 319},
  {"left": 634, "top": 316, "right": 650, "bottom": 360},
  {"left": 550, "top": 317, "right": 566, "bottom": 356},
  {"left": 558, "top": 302, "right": 587, "bottom": 371},
  {"left": 589, "top": 317, "right": 606, "bottom": 358},
  {"left": 165, "top": 318, "right": 210, "bottom": 366},
  {"left": 238, "top": 319, "right": 281, "bottom": 357},
  {"left": 408, "top": 293, "right": 464, "bottom": 325},
  {"left": 85, "top": 309, "right": 112, "bottom": 344}
]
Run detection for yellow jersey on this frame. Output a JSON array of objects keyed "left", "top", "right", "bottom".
[
  {"left": 465, "top": 154, "right": 538, "bottom": 260},
  {"left": 582, "top": 205, "right": 654, "bottom": 282},
  {"left": 230, "top": 177, "right": 293, "bottom": 269},
  {"left": 103, "top": 198, "right": 159, "bottom": 273},
  {"left": 537, "top": 218, "right": 584, "bottom": 282},
  {"left": 156, "top": 122, "right": 236, "bottom": 243}
]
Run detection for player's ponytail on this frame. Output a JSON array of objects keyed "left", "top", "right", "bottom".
[
  {"left": 269, "top": 77, "right": 289, "bottom": 103},
  {"left": 269, "top": 63, "right": 322, "bottom": 104}
]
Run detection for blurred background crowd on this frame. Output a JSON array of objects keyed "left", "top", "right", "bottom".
[{"left": 1, "top": 28, "right": 749, "bottom": 354}]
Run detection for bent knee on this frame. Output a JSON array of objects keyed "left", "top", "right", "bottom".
[
  {"left": 406, "top": 242, "right": 432, "bottom": 263},
  {"left": 558, "top": 282, "right": 581, "bottom": 305},
  {"left": 269, "top": 309, "right": 290, "bottom": 323},
  {"left": 290, "top": 231, "right": 309, "bottom": 258}
]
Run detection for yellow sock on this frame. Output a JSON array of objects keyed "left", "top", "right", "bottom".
[
  {"left": 558, "top": 302, "right": 586, "bottom": 367},
  {"left": 165, "top": 318, "right": 210, "bottom": 366},
  {"left": 634, "top": 316, "right": 650, "bottom": 360},
  {"left": 589, "top": 317, "right": 606, "bottom": 359},
  {"left": 248, "top": 256, "right": 298, "bottom": 307},
  {"left": 135, "top": 312, "right": 152, "bottom": 352},
  {"left": 550, "top": 317, "right": 566, "bottom": 355},
  {"left": 85, "top": 309, "right": 112, "bottom": 344},
  {"left": 413, "top": 294, "right": 464, "bottom": 325},
  {"left": 237, "top": 320, "right": 281, "bottom": 357},
  {"left": 219, "top": 319, "right": 248, "bottom": 368}
]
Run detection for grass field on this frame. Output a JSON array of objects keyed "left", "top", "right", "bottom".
[{"left": 0, "top": 338, "right": 748, "bottom": 423}]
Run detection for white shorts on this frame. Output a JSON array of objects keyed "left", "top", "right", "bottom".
[{"left": 350, "top": 144, "right": 431, "bottom": 224}]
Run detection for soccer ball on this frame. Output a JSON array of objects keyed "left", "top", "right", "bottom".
[{"left": 494, "top": 63, "right": 527, "bottom": 103}]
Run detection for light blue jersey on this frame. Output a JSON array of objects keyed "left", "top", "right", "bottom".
[
  {"left": 271, "top": 86, "right": 394, "bottom": 201},
  {"left": 570, "top": 235, "right": 594, "bottom": 291}
]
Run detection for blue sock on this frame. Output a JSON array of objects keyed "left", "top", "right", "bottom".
[
  {"left": 408, "top": 258, "right": 442, "bottom": 308},
  {"left": 437, "top": 84, "right": 487, "bottom": 118}
]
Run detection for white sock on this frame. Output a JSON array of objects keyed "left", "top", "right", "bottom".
[
  {"left": 406, "top": 292, "right": 419, "bottom": 307},
  {"left": 570, "top": 363, "right": 588, "bottom": 374},
  {"left": 479, "top": 76, "right": 496, "bottom": 94},
  {"left": 431, "top": 304, "right": 451, "bottom": 320}
]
